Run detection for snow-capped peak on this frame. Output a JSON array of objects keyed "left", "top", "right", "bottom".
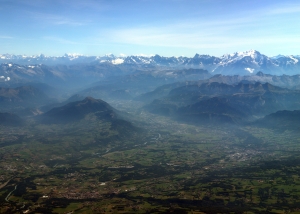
[
  {"left": 64, "top": 53, "right": 84, "bottom": 58},
  {"left": 222, "top": 50, "right": 261, "bottom": 59},
  {"left": 271, "top": 55, "right": 299, "bottom": 64},
  {"left": 220, "top": 50, "right": 265, "bottom": 66},
  {"left": 0, "top": 51, "right": 300, "bottom": 76},
  {"left": 104, "top": 53, "right": 115, "bottom": 58},
  {"left": 239, "top": 49, "right": 260, "bottom": 57}
]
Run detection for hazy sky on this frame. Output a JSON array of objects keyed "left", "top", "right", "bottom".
[{"left": 1, "top": 0, "right": 300, "bottom": 57}]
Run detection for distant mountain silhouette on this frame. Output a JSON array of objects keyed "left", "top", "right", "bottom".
[
  {"left": 135, "top": 82, "right": 188, "bottom": 103},
  {"left": 177, "top": 97, "right": 246, "bottom": 125},
  {"left": 136, "top": 71, "right": 300, "bottom": 104},
  {"left": 78, "top": 68, "right": 211, "bottom": 100},
  {"left": 144, "top": 82, "right": 300, "bottom": 125},
  {"left": 0, "top": 85, "right": 53, "bottom": 111}
]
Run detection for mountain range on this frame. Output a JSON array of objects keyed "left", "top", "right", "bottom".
[
  {"left": 1, "top": 49, "right": 300, "bottom": 129},
  {"left": 1, "top": 50, "right": 300, "bottom": 76},
  {"left": 143, "top": 81, "right": 300, "bottom": 125},
  {"left": 254, "top": 110, "right": 300, "bottom": 131}
]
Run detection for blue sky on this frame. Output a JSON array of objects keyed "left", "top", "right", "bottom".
[{"left": 1, "top": 0, "right": 300, "bottom": 57}]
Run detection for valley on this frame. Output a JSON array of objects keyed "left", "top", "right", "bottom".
[
  {"left": 1, "top": 98, "right": 300, "bottom": 213},
  {"left": 2, "top": 0, "right": 300, "bottom": 212},
  {"left": 1, "top": 55, "right": 300, "bottom": 213}
]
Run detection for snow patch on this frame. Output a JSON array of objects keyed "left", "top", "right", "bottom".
[
  {"left": 65, "top": 53, "right": 83, "bottom": 57},
  {"left": 245, "top": 68, "right": 255, "bottom": 73},
  {"left": 0, "top": 76, "right": 10, "bottom": 81},
  {"left": 166, "top": 72, "right": 174, "bottom": 76},
  {"left": 112, "top": 58, "right": 124, "bottom": 65},
  {"left": 140, "top": 58, "right": 151, "bottom": 64},
  {"left": 289, "top": 56, "right": 299, "bottom": 64}
]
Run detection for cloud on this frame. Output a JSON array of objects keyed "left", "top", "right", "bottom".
[
  {"left": 64, "top": 0, "right": 109, "bottom": 11},
  {"left": 43, "top": 36, "right": 78, "bottom": 44},
  {"left": 95, "top": 1, "right": 300, "bottom": 53},
  {"left": 265, "top": 3, "right": 300, "bottom": 15},
  {"left": 101, "top": 23, "right": 244, "bottom": 49},
  {"left": 31, "top": 12, "right": 90, "bottom": 26},
  {"left": 46, "top": 16, "right": 88, "bottom": 26},
  {"left": 0, "top": 35, "right": 13, "bottom": 39},
  {"left": 43, "top": 36, "right": 106, "bottom": 47}
]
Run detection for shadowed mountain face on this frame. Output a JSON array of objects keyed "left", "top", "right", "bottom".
[
  {"left": 0, "top": 86, "right": 53, "bottom": 112},
  {"left": 39, "top": 96, "right": 141, "bottom": 137},
  {"left": 39, "top": 94, "right": 86, "bottom": 113},
  {"left": 254, "top": 110, "right": 300, "bottom": 131},
  {"left": 41, "top": 97, "right": 117, "bottom": 123},
  {"left": 177, "top": 97, "right": 247, "bottom": 125},
  {"left": 0, "top": 112, "right": 23, "bottom": 126}
]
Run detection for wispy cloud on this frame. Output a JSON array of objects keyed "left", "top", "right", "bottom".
[
  {"left": 97, "top": 2, "right": 300, "bottom": 52},
  {"left": 0, "top": 35, "right": 13, "bottom": 39},
  {"left": 64, "top": 0, "right": 109, "bottom": 12},
  {"left": 43, "top": 36, "right": 106, "bottom": 47},
  {"left": 265, "top": 3, "right": 300, "bottom": 15},
  {"left": 43, "top": 36, "right": 78, "bottom": 44},
  {"left": 31, "top": 12, "right": 90, "bottom": 26},
  {"left": 105, "top": 25, "right": 300, "bottom": 51},
  {"left": 46, "top": 16, "right": 88, "bottom": 26}
]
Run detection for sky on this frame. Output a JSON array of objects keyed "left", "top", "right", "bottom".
[{"left": 0, "top": 0, "right": 300, "bottom": 57}]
